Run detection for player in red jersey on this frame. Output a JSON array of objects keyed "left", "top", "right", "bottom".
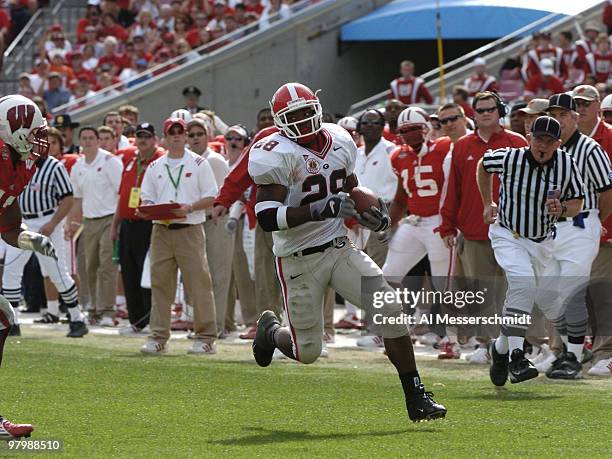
[
  {"left": 382, "top": 107, "right": 459, "bottom": 359},
  {"left": 0, "top": 95, "right": 57, "bottom": 440}
]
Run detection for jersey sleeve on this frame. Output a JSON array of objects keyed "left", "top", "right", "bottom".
[
  {"left": 195, "top": 155, "right": 219, "bottom": 199},
  {"left": 482, "top": 148, "right": 508, "bottom": 174},
  {"left": 564, "top": 157, "right": 586, "bottom": 201},
  {"left": 585, "top": 143, "right": 612, "bottom": 193},
  {"left": 248, "top": 143, "right": 293, "bottom": 187},
  {"left": 52, "top": 161, "right": 74, "bottom": 201}
]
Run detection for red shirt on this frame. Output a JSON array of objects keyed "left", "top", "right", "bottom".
[
  {"left": 458, "top": 101, "right": 475, "bottom": 119},
  {"left": 464, "top": 74, "right": 498, "bottom": 97},
  {"left": 590, "top": 119, "right": 612, "bottom": 241},
  {"left": 438, "top": 128, "right": 528, "bottom": 240},
  {"left": 115, "top": 146, "right": 137, "bottom": 167},
  {"left": 0, "top": 144, "right": 37, "bottom": 231},
  {"left": 0, "top": 10, "right": 11, "bottom": 31},
  {"left": 524, "top": 74, "right": 565, "bottom": 98},
  {"left": 389, "top": 76, "right": 433, "bottom": 105},
  {"left": 391, "top": 137, "right": 452, "bottom": 217},
  {"left": 382, "top": 125, "right": 401, "bottom": 145},
  {"left": 587, "top": 51, "right": 612, "bottom": 83},
  {"left": 57, "top": 153, "right": 79, "bottom": 175},
  {"left": 214, "top": 126, "right": 278, "bottom": 228},
  {"left": 117, "top": 147, "right": 166, "bottom": 220}
]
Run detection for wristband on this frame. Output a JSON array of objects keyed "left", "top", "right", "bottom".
[{"left": 276, "top": 206, "right": 289, "bottom": 230}]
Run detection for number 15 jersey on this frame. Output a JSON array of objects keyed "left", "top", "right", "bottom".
[{"left": 248, "top": 123, "right": 357, "bottom": 257}]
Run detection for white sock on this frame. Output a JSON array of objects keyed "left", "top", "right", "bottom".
[
  {"left": 567, "top": 342, "right": 583, "bottom": 361},
  {"left": 495, "top": 334, "right": 509, "bottom": 354},
  {"left": 47, "top": 300, "right": 60, "bottom": 316},
  {"left": 561, "top": 335, "right": 568, "bottom": 346},
  {"left": 508, "top": 336, "right": 525, "bottom": 355},
  {"left": 116, "top": 295, "right": 126, "bottom": 306},
  {"left": 68, "top": 306, "right": 85, "bottom": 322}
]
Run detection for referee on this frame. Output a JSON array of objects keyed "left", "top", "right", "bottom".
[
  {"left": 476, "top": 116, "right": 584, "bottom": 386},
  {"left": 1, "top": 155, "right": 88, "bottom": 338},
  {"left": 545, "top": 93, "right": 612, "bottom": 379}
]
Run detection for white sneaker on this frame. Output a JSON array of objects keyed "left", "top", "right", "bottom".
[
  {"left": 417, "top": 332, "right": 440, "bottom": 346},
  {"left": 356, "top": 335, "right": 384, "bottom": 348},
  {"left": 140, "top": 339, "right": 167, "bottom": 354},
  {"left": 320, "top": 341, "right": 329, "bottom": 358},
  {"left": 525, "top": 344, "right": 541, "bottom": 361},
  {"left": 99, "top": 317, "right": 117, "bottom": 327},
  {"left": 119, "top": 325, "right": 145, "bottom": 336},
  {"left": 466, "top": 347, "right": 491, "bottom": 364},
  {"left": 532, "top": 344, "right": 556, "bottom": 372},
  {"left": 188, "top": 340, "right": 216, "bottom": 355},
  {"left": 587, "top": 357, "right": 612, "bottom": 376}
]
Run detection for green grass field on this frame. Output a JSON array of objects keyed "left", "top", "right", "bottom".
[{"left": 1, "top": 329, "right": 611, "bottom": 458}]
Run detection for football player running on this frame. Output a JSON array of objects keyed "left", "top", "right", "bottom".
[
  {"left": 0, "top": 95, "right": 57, "bottom": 440},
  {"left": 248, "top": 83, "right": 446, "bottom": 422}
]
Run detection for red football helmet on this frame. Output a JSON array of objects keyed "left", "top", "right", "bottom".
[{"left": 269, "top": 83, "right": 323, "bottom": 140}]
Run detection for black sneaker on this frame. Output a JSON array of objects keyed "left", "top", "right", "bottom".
[
  {"left": 508, "top": 349, "right": 539, "bottom": 384},
  {"left": 489, "top": 339, "right": 509, "bottom": 386},
  {"left": 66, "top": 321, "right": 89, "bottom": 338},
  {"left": 252, "top": 310, "right": 280, "bottom": 367},
  {"left": 406, "top": 385, "right": 447, "bottom": 422},
  {"left": 546, "top": 351, "right": 582, "bottom": 379},
  {"left": 34, "top": 312, "right": 60, "bottom": 324},
  {"left": 8, "top": 324, "right": 21, "bottom": 336}
]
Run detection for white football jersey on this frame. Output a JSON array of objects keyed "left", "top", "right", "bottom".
[{"left": 248, "top": 123, "right": 357, "bottom": 257}]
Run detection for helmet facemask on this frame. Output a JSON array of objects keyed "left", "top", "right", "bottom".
[
  {"left": 271, "top": 98, "right": 323, "bottom": 140},
  {"left": 398, "top": 124, "right": 428, "bottom": 147},
  {"left": 21, "top": 125, "right": 50, "bottom": 160}
]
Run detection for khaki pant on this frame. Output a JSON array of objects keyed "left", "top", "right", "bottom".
[
  {"left": 204, "top": 216, "right": 235, "bottom": 333},
  {"left": 255, "top": 224, "right": 282, "bottom": 317},
  {"left": 459, "top": 238, "right": 506, "bottom": 340},
  {"left": 150, "top": 224, "right": 216, "bottom": 343},
  {"left": 82, "top": 215, "right": 116, "bottom": 318},
  {"left": 227, "top": 219, "right": 257, "bottom": 327},
  {"left": 76, "top": 235, "right": 90, "bottom": 308},
  {"left": 587, "top": 243, "right": 612, "bottom": 361}
]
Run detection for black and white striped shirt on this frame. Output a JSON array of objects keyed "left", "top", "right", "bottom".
[
  {"left": 561, "top": 129, "right": 612, "bottom": 211},
  {"left": 483, "top": 147, "right": 584, "bottom": 239},
  {"left": 19, "top": 156, "right": 73, "bottom": 215}
]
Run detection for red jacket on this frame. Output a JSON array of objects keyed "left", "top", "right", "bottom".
[
  {"left": 214, "top": 126, "right": 278, "bottom": 228},
  {"left": 591, "top": 119, "right": 612, "bottom": 241},
  {"left": 437, "top": 128, "right": 528, "bottom": 240}
]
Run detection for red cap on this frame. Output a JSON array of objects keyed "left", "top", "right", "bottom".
[
  {"left": 163, "top": 117, "right": 187, "bottom": 135},
  {"left": 50, "top": 23, "right": 63, "bottom": 32}
]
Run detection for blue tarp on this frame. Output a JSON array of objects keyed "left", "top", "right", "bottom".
[{"left": 341, "top": 0, "right": 594, "bottom": 41}]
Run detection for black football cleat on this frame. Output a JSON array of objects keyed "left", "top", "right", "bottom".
[
  {"left": 546, "top": 351, "right": 582, "bottom": 380},
  {"left": 508, "top": 349, "right": 539, "bottom": 384},
  {"left": 406, "top": 385, "right": 447, "bottom": 422},
  {"left": 252, "top": 310, "right": 280, "bottom": 367},
  {"left": 66, "top": 321, "right": 89, "bottom": 338},
  {"left": 489, "top": 339, "right": 509, "bottom": 386},
  {"left": 8, "top": 324, "right": 21, "bottom": 337},
  {"left": 34, "top": 312, "right": 60, "bottom": 324}
]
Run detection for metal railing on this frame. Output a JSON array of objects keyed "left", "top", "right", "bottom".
[
  {"left": 348, "top": 2, "right": 604, "bottom": 114},
  {"left": 54, "top": 0, "right": 333, "bottom": 115}
]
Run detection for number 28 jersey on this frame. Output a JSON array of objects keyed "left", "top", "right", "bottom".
[
  {"left": 391, "top": 136, "right": 452, "bottom": 217},
  {"left": 248, "top": 123, "right": 357, "bottom": 257}
]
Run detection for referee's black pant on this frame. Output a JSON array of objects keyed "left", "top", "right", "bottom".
[{"left": 119, "top": 219, "right": 152, "bottom": 329}]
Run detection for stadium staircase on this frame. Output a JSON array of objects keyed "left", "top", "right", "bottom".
[
  {"left": 1, "top": 0, "right": 86, "bottom": 94},
  {"left": 347, "top": 1, "right": 605, "bottom": 115}
]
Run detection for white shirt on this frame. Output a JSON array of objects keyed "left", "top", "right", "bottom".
[
  {"left": 355, "top": 138, "right": 397, "bottom": 202},
  {"left": 141, "top": 149, "right": 218, "bottom": 225},
  {"left": 71, "top": 148, "right": 123, "bottom": 218},
  {"left": 201, "top": 148, "right": 229, "bottom": 188},
  {"left": 118, "top": 135, "right": 130, "bottom": 150}
]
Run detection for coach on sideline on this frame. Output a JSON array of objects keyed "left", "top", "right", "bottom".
[
  {"left": 139, "top": 117, "right": 218, "bottom": 355},
  {"left": 477, "top": 116, "right": 584, "bottom": 386}
]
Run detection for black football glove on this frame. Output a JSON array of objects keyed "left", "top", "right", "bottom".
[
  {"left": 311, "top": 193, "right": 357, "bottom": 221},
  {"left": 356, "top": 198, "right": 390, "bottom": 232}
]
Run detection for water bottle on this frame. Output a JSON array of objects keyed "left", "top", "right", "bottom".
[{"left": 225, "top": 201, "right": 245, "bottom": 233}]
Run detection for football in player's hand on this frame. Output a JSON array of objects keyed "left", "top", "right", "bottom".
[{"left": 349, "top": 186, "right": 380, "bottom": 214}]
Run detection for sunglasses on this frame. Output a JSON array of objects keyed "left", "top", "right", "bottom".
[
  {"left": 224, "top": 136, "right": 243, "bottom": 141},
  {"left": 575, "top": 99, "right": 593, "bottom": 108},
  {"left": 188, "top": 132, "right": 206, "bottom": 138},
  {"left": 360, "top": 120, "right": 384, "bottom": 126},
  {"left": 168, "top": 129, "right": 184, "bottom": 136},
  {"left": 439, "top": 115, "right": 463, "bottom": 125},
  {"left": 431, "top": 123, "right": 441, "bottom": 130},
  {"left": 136, "top": 132, "right": 153, "bottom": 138},
  {"left": 475, "top": 107, "right": 498, "bottom": 114}
]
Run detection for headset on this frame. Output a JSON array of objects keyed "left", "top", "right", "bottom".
[
  {"left": 356, "top": 108, "right": 386, "bottom": 133},
  {"left": 472, "top": 91, "right": 508, "bottom": 118}
]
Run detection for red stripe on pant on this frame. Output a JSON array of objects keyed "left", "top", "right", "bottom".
[{"left": 275, "top": 257, "right": 299, "bottom": 361}]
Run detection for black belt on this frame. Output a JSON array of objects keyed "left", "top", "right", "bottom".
[
  {"left": 22, "top": 209, "right": 54, "bottom": 219},
  {"left": 292, "top": 237, "right": 346, "bottom": 257},
  {"left": 557, "top": 210, "right": 589, "bottom": 223},
  {"left": 84, "top": 214, "right": 113, "bottom": 221},
  {"left": 500, "top": 222, "right": 551, "bottom": 243},
  {"left": 156, "top": 223, "right": 192, "bottom": 230}
]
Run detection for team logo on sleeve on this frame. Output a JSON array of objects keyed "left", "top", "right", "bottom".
[{"left": 305, "top": 157, "right": 321, "bottom": 174}]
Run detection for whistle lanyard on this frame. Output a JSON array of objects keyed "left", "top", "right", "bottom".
[{"left": 165, "top": 164, "right": 184, "bottom": 200}]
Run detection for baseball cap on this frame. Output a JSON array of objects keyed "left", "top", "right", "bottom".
[
  {"left": 510, "top": 102, "right": 527, "bottom": 116},
  {"left": 225, "top": 124, "right": 249, "bottom": 138},
  {"left": 182, "top": 86, "right": 201, "bottom": 97},
  {"left": 584, "top": 21, "right": 602, "bottom": 33},
  {"left": 601, "top": 94, "right": 612, "bottom": 112},
  {"left": 548, "top": 93, "right": 576, "bottom": 112},
  {"left": 540, "top": 58, "right": 554, "bottom": 76},
  {"left": 473, "top": 57, "right": 486, "bottom": 67},
  {"left": 187, "top": 117, "right": 211, "bottom": 131},
  {"left": 519, "top": 98, "right": 549, "bottom": 115},
  {"left": 531, "top": 116, "right": 561, "bottom": 140},
  {"left": 135, "top": 122, "right": 155, "bottom": 136},
  {"left": 170, "top": 108, "right": 193, "bottom": 123},
  {"left": 572, "top": 85, "right": 599, "bottom": 101},
  {"left": 53, "top": 114, "right": 80, "bottom": 129},
  {"left": 163, "top": 117, "right": 187, "bottom": 135},
  {"left": 48, "top": 71, "right": 62, "bottom": 79}
]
